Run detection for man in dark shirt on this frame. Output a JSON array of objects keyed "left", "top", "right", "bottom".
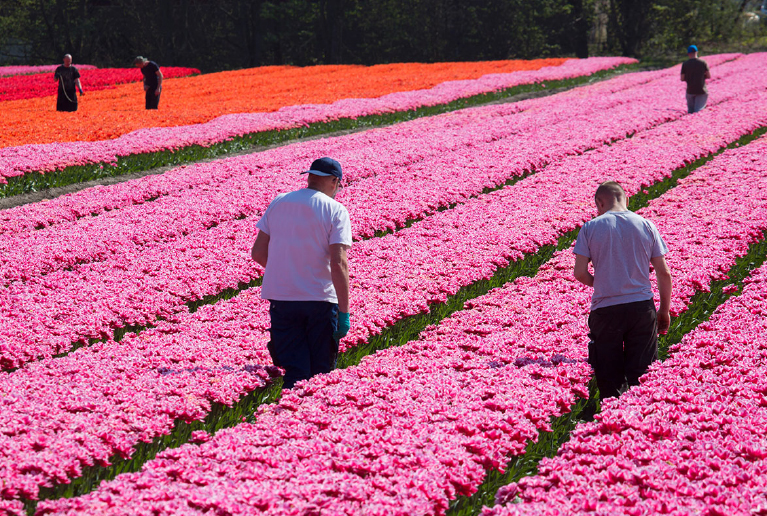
[
  {"left": 680, "top": 45, "right": 711, "bottom": 114},
  {"left": 54, "top": 54, "right": 83, "bottom": 112},
  {"left": 134, "top": 56, "right": 163, "bottom": 110}
]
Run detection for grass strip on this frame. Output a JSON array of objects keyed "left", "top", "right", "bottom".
[{"left": 0, "top": 65, "right": 638, "bottom": 199}]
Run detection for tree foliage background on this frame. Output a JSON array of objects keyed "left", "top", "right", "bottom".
[{"left": 0, "top": 0, "right": 765, "bottom": 71}]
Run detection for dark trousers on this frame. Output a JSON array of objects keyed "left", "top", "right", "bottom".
[
  {"left": 145, "top": 88, "right": 160, "bottom": 109},
  {"left": 588, "top": 299, "right": 658, "bottom": 400},
  {"left": 268, "top": 300, "right": 339, "bottom": 389},
  {"left": 56, "top": 91, "right": 78, "bottom": 112}
]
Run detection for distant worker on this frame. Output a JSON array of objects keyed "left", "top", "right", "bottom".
[
  {"left": 54, "top": 54, "right": 83, "bottom": 112},
  {"left": 573, "top": 181, "right": 672, "bottom": 401},
  {"left": 251, "top": 157, "right": 352, "bottom": 389},
  {"left": 133, "top": 56, "right": 163, "bottom": 109},
  {"left": 681, "top": 45, "right": 711, "bottom": 114}
]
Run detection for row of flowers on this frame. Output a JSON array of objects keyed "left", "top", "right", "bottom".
[
  {"left": 30, "top": 132, "right": 767, "bottom": 516},
  {"left": 0, "top": 54, "right": 673, "bottom": 236},
  {"left": 0, "top": 55, "right": 756, "bottom": 370},
  {"left": 1, "top": 80, "right": 766, "bottom": 508},
  {"left": 0, "top": 64, "right": 97, "bottom": 78},
  {"left": 0, "top": 57, "right": 641, "bottom": 175},
  {"left": 485, "top": 238, "right": 767, "bottom": 516},
  {"left": 0, "top": 54, "right": 711, "bottom": 280},
  {"left": 0, "top": 67, "right": 200, "bottom": 103}
]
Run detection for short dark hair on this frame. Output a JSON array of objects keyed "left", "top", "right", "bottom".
[{"left": 595, "top": 181, "right": 626, "bottom": 203}]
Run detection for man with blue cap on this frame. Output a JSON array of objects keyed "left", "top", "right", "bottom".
[
  {"left": 251, "top": 157, "right": 352, "bottom": 389},
  {"left": 681, "top": 45, "right": 711, "bottom": 114}
]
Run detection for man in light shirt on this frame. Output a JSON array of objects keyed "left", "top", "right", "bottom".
[
  {"left": 573, "top": 181, "right": 672, "bottom": 400},
  {"left": 252, "top": 157, "right": 352, "bottom": 389}
]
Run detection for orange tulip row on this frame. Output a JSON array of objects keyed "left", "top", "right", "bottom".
[{"left": 1, "top": 59, "right": 568, "bottom": 149}]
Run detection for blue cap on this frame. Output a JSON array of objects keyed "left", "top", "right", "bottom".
[
  {"left": 301, "top": 157, "right": 342, "bottom": 179},
  {"left": 687, "top": 45, "right": 698, "bottom": 54}
]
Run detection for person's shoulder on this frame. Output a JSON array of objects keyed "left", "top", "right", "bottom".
[{"left": 271, "top": 190, "right": 294, "bottom": 203}]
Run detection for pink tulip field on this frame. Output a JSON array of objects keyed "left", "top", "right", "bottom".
[
  {"left": 29, "top": 128, "right": 767, "bottom": 514},
  {"left": 1, "top": 52, "right": 765, "bottom": 372},
  {"left": 1, "top": 53, "right": 767, "bottom": 515},
  {"left": 485, "top": 251, "right": 767, "bottom": 514}
]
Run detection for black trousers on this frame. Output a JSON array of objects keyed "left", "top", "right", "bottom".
[
  {"left": 56, "top": 90, "right": 78, "bottom": 112},
  {"left": 145, "top": 88, "right": 160, "bottom": 109},
  {"left": 267, "top": 300, "right": 339, "bottom": 389},
  {"left": 588, "top": 299, "right": 658, "bottom": 400}
]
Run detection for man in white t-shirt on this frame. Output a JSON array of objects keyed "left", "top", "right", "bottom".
[
  {"left": 573, "top": 181, "right": 672, "bottom": 401},
  {"left": 251, "top": 157, "right": 352, "bottom": 389}
]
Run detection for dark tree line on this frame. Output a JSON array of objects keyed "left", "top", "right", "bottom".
[{"left": 0, "top": 0, "right": 764, "bottom": 72}]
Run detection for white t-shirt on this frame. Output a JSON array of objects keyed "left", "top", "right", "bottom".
[
  {"left": 573, "top": 210, "right": 668, "bottom": 310},
  {"left": 257, "top": 188, "right": 352, "bottom": 303}
]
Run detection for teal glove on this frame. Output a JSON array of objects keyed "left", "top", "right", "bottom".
[{"left": 333, "top": 312, "right": 350, "bottom": 341}]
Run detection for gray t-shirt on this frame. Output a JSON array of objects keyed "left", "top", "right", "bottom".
[{"left": 573, "top": 210, "right": 668, "bottom": 310}]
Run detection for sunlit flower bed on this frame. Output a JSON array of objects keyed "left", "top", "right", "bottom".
[
  {"left": 0, "top": 64, "right": 97, "bottom": 78},
  {"left": 0, "top": 57, "right": 639, "bottom": 175},
  {"left": 485, "top": 258, "right": 767, "bottom": 516},
  {"left": 1, "top": 55, "right": 760, "bottom": 370},
  {"left": 0, "top": 67, "right": 200, "bottom": 102},
  {"left": 2, "top": 90, "right": 767, "bottom": 510},
  {"left": 31, "top": 134, "right": 767, "bottom": 515}
]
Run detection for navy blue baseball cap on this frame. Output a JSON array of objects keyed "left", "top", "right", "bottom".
[
  {"left": 301, "top": 157, "right": 342, "bottom": 179},
  {"left": 687, "top": 45, "right": 698, "bottom": 53}
]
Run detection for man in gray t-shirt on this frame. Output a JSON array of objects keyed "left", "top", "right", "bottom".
[{"left": 573, "top": 181, "right": 672, "bottom": 400}]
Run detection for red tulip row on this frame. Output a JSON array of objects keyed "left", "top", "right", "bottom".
[{"left": 0, "top": 67, "right": 199, "bottom": 102}]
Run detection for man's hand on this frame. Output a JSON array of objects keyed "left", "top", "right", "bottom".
[
  {"left": 333, "top": 312, "right": 350, "bottom": 341},
  {"left": 657, "top": 309, "right": 671, "bottom": 335},
  {"left": 155, "top": 88, "right": 161, "bottom": 96}
]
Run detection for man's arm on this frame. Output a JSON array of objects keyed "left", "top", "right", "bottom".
[
  {"left": 704, "top": 70, "right": 711, "bottom": 79},
  {"left": 155, "top": 69, "right": 163, "bottom": 95},
  {"left": 680, "top": 73, "right": 686, "bottom": 82},
  {"left": 573, "top": 254, "right": 594, "bottom": 287},
  {"left": 651, "top": 255, "right": 673, "bottom": 334},
  {"left": 251, "top": 231, "right": 269, "bottom": 267},
  {"left": 330, "top": 243, "right": 350, "bottom": 313}
]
